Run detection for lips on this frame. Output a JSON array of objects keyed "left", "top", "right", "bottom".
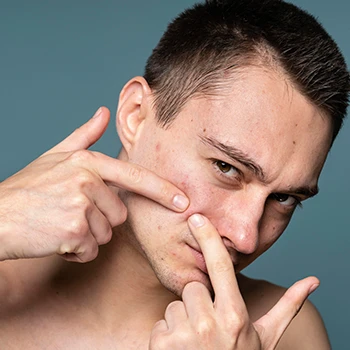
[
  {"left": 188, "top": 245, "right": 208, "bottom": 274},
  {"left": 187, "top": 243, "right": 240, "bottom": 274}
]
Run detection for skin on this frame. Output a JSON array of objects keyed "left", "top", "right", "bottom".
[
  {"left": 117, "top": 67, "right": 332, "bottom": 297},
  {"left": 0, "top": 66, "right": 332, "bottom": 349},
  {"left": 0, "top": 107, "right": 189, "bottom": 262}
]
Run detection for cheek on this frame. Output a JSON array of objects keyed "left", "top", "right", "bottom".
[
  {"left": 258, "top": 215, "right": 292, "bottom": 253},
  {"left": 176, "top": 178, "right": 227, "bottom": 222},
  {"left": 148, "top": 145, "right": 226, "bottom": 221}
]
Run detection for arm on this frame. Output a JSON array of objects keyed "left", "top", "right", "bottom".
[{"left": 0, "top": 107, "right": 189, "bottom": 263}]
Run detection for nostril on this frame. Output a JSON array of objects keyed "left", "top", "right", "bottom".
[{"left": 221, "top": 229, "right": 259, "bottom": 255}]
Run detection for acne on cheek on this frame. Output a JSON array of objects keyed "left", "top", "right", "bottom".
[
  {"left": 155, "top": 143, "right": 161, "bottom": 152},
  {"left": 176, "top": 179, "right": 220, "bottom": 221},
  {"left": 158, "top": 154, "right": 219, "bottom": 219}
]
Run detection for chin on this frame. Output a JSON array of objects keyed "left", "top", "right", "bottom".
[{"left": 151, "top": 261, "right": 214, "bottom": 298}]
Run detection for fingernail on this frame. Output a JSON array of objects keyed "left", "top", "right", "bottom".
[
  {"left": 308, "top": 283, "right": 319, "bottom": 295},
  {"left": 92, "top": 107, "right": 102, "bottom": 119},
  {"left": 173, "top": 194, "right": 189, "bottom": 211},
  {"left": 189, "top": 214, "right": 205, "bottom": 228}
]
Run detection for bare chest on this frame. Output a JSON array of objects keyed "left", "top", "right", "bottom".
[{"left": 0, "top": 306, "right": 150, "bottom": 350}]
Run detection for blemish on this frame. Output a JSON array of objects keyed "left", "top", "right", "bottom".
[
  {"left": 203, "top": 128, "right": 206, "bottom": 132},
  {"left": 157, "top": 225, "right": 162, "bottom": 231},
  {"left": 155, "top": 143, "right": 161, "bottom": 152},
  {"left": 293, "top": 141, "right": 296, "bottom": 145}
]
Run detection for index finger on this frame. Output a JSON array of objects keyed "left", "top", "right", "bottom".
[
  {"left": 44, "top": 107, "right": 110, "bottom": 155},
  {"left": 187, "top": 214, "right": 245, "bottom": 312},
  {"left": 91, "top": 153, "right": 190, "bottom": 212}
]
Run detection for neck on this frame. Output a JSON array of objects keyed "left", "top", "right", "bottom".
[{"left": 53, "top": 225, "right": 179, "bottom": 334}]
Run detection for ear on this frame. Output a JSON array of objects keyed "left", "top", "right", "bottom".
[{"left": 116, "top": 76, "right": 152, "bottom": 154}]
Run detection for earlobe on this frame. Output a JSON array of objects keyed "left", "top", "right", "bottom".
[{"left": 116, "top": 76, "right": 152, "bottom": 153}]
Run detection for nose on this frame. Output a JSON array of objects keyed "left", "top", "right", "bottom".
[{"left": 214, "top": 190, "right": 266, "bottom": 255}]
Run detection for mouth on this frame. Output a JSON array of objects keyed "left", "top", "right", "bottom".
[
  {"left": 187, "top": 245, "right": 208, "bottom": 275},
  {"left": 187, "top": 243, "right": 240, "bottom": 274}
]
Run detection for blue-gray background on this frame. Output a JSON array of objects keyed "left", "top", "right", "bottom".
[{"left": 0, "top": 1, "right": 348, "bottom": 348}]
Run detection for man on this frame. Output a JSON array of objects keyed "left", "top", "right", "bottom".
[{"left": 0, "top": 0, "right": 348, "bottom": 348}]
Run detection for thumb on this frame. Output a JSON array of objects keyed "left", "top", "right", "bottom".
[
  {"left": 44, "top": 107, "right": 110, "bottom": 155},
  {"left": 254, "top": 276, "right": 319, "bottom": 348}
]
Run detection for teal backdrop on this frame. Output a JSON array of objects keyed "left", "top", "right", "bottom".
[{"left": 0, "top": 1, "right": 348, "bottom": 348}]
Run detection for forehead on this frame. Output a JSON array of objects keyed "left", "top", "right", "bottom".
[{"left": 170, "top": 66, "right": 333, "bottom": 184}]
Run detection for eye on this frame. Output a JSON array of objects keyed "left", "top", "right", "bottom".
[
  {"left": 216, "top": 161, "right": 233, "bottom": 173},
  {"left": 214, "top": 160, "right": 239, "bottom": 177},
  {"left": 213, "top": 159, "right": 241, "bottom": 181},
  {"left": 270, "top": 193, "right": 301, "bottom": 207}
]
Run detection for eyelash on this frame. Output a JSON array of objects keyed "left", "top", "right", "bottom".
[
  {"left": 212, "top": 159, "right": 303, "bottom": 209},
  {"left": 269, "top": 193, "right": 303, "bottom": 209},
  {"left": 212, "top": 160, "right": 241, "bottom": 182}
]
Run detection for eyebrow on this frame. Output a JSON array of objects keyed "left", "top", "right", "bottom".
[
  {"left": 287, "top": 185, "right": 319, "bottom": 198},
  {"left": 200, "top": 135, "right": 267, "bottom": 182},
  {"left": 199, "top": 135, "right": 319, "bottom": 199}
]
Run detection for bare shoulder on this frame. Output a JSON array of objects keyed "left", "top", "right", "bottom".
[
  {"left": 0, "top": 256, "right": 61, "bottom": 312},
  {"left": 237, "top": 274, "right": 331, "bottom": 350},
  {"left": 0, "top": 261, "right": 23, "bottom": 310}
]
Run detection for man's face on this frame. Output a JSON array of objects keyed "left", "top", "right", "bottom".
[{"left": 119, "top": 67, "right": 332, "bottom": 296}]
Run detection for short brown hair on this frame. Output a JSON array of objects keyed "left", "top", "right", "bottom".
[{"left": 144, "top": 0, "right": 349, "bottom": 142}]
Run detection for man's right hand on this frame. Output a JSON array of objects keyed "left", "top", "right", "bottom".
[{"left": 0, "top": 107, "right": 189, "bottom": 263}]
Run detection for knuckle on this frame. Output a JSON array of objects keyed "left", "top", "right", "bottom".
[
  {"left": 293, "top": 302, "right": 303, "bottom": 317},
  {"left": 66, "top": 218, "right": 89, "bottom": 237},
  {"left": 111, "top": 200, "right": 128, "bottom": 227},
  {"left": 88, "top": 244, "right": 99, "bottom": 261},
  {"left": 97, "top": 227, "right": 113, "bottom": 245},
  {"left": 73, "top": 170, "right": 95, "bottom": 190},
  {"left": 212, "top": 258, "right": 231, "bottom": 274},
  {"left": 195, "top": 317, "right": 215, "bottom": 338},
  {"left": 79, "top": 243, "right": 99, "bottom": 263},
  {"left": 229, "top": 311, "right": 248, "bottom": 331},
  {"left": 121, "top": 204, "right": 128, "bottom": 220},
  {"left": 159, "top": 182, "right": 171, "bottom": 200},
  {"left": 176, "top": 330, "right": 192, "bottom": 344},
  {"left": 58, "top": 243, "right": 76, "bottom": 255},
  {"left": 71, "top": 194, "right": 92, "bottom": 212},
  {"left": 117, "top": 206, "right": 128, "bottom": 225},
  {"left": 68, "top": 149, "right": 91, "bottom": 164},
  {"left": 127, "top": 166, "right": 144, "bottom": 185}
]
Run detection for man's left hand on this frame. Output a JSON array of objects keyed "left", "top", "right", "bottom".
[{"left": 149, "top": 214, "right": 319, "bottom": 349}]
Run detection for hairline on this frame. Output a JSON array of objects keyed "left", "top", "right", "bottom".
[{"left": 149, "top": 52, "right": 331, "bottom": 136}]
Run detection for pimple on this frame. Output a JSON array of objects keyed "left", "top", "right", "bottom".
[
  {"left": 157, "top": 225, "right": 162, "bottom": 231},
  {"left": 155, "top": 143, "right": 161, "bottom": 152},
  {"left": 178, "top": 175, "right": 190, "bottom": 189},
  {"left": 293, "top": 141, "right": 296, "bottom": 145},
  {"left": 203, "top": 128, "right": 206, "bottom": 132}
]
